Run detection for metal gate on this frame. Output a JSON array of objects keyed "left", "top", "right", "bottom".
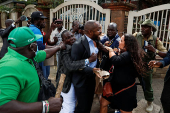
[
  {"left": 127, "top": 4, "right": 170, "bottom": 50},
  {"left": 50, "top": 0, "right": 110, "bottom": 33}
]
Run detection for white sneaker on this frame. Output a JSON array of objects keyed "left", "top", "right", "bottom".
[{"left": 146, "top": 102, "right": 153, "bottom": 112}]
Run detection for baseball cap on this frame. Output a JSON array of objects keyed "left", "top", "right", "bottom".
[
  {"left": 55, "top": 19, "right": 63, "bottom": 23},
  {"left": 139, "top": 19, "right": 157, "bottom": 32},
  {"left": 56, "top": 19, "right": 63, "bottom": 22},
  {"left": 31, "top": 11, "right": 47, "bottom": 19},
  {"left": 8, "top": 27, "right": 42, "bottom": 48},
  {"left": 79, "top": 24, "right": 84, "bottom": 30}
]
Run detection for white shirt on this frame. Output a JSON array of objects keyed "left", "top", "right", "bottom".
[
  {"left": 85, "top": 35, "right": 99, "bottom": 68},
  {"left": 50, "top": 27, "right": 66, "bottom": 45}
]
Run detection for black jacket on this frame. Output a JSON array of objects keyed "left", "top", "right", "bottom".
[
  {"left": 56, "top": 45, "right": 85, "bottom": 93},
  {"left": 0, "top": 25, "right": 15, "bottom": 58},
  {"left": 110, "top": 51, "right": 138, "bottom": 90},
  {"left": 71, "top": 35, "right": 95, "bottom": 88},
  {"left": 160, "top": 50, "right": 170, "bottom": 83}
]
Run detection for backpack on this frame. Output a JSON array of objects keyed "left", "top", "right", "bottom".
[{"left": 33, "top": 60, "right": 56, "bottom": 101}]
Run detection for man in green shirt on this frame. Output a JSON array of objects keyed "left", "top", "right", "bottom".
[
  {"left": 0, "top": 27, "right": 64, "bottom": 113},
  {"left": 133, "top": 19, "right": 167, "bottom": 112}
]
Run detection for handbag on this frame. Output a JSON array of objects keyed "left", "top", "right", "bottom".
[
  {"left": 33, "top": 60, "right": 56, "bottom": 101},
  {"left": 103, "top": 82, "right": 113, "bottom": 97},
  {"left": 103, "top": 82, "right": 136, "bottom": 98}
]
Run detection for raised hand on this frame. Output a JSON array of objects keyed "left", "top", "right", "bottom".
[
  {"left": 51, "top": 20, "right": 57, "bottom": 30},
  {"left": 105, "top": 46, "right": 113, "bottom": 52},
  {"left": 93, "top": 68, "right": 102, "bottom": 78},
  {"left": 53, "top": 37, "right": 58, "bottom": 43},
  {"left": 15, "top": 16, "right": 22, "bottom": 24},
  {"left": 145, "top": 44, "right": 156, "bottom": 53},
  {"left": 88, "top": 53, "right": 97, "bottom": 63},
  {"left": 59, "top": 42, "right": 66, "bottom": 50},
  {"left": 113, "top": 48, "right": 119, "bottom": 53},
  {"left": 148, "top": 60, "right": 162, "bottom": 68},
  {"left": 104, "top": 41, "right": 110, "bottom": 47}
]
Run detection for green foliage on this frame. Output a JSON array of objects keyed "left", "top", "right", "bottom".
[
  {"left": 51, "top": 0, "right": 64, "bottom": 8},
  {"left": 36, "top": 0, "right": 64, "bottom": 9},
  {"left": 0, "top": 5, "right": 13, "bottom": 13},
  {"left": 138, "top": 0, "right": 170, "bottom": 10},
  {"left": 13, "top": 5, "right": 25, "bottom": 12},
  {"left": 16, "top": 0, "right": 37, "bottom": 5}
]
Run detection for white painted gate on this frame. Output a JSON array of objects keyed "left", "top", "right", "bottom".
[
  {"left": 127, "top": 4, "right": 170, "bottom": 50},
  {"left": 50, "top": 0, "right": 110, "bottom": 33}
]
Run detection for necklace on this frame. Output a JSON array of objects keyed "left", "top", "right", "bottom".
[{"left": 108, "top": 40, "right": 114, "bottom": 46}]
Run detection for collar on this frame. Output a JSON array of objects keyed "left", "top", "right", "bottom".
[
  {"left": 56, "top": 27, "right": 65, "bottom": 32},
  {"left": 30, "top": 24, "right": 40, "bottom": 30},
  {"left": 66, "top": 44, "right": 72, "bottom": 50},
  {"left": 85, "top": 34, "right": 92, "bottom": 42},
  {"left": 29, "top": 24, "right": 35, "bottom": 27},
  {"left": 108, "top": 33, "right": 120, "bottom": 41},
  {"left": 148, "top": 34, "right": 153, "bottom": 40},
  {"left": 7, "top": 47, "right": 28, "bottom": 61},
  {"left": 114, "top": 33, "right": 120, "bottom": 40},
  {"left": 142, "top": 34, "right": 153, "bottom": 41}
]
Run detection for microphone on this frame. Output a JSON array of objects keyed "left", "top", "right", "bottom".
[{"left": 20, "top": 15, "right": 28, "bottom": 21}]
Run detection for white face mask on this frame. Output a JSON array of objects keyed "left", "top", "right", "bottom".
[
  {"left": 31, "top": 49, "right": 36, "bottom": 56},
  {"left": 30, "top": 43, "right": 37, "bottom": 56}
]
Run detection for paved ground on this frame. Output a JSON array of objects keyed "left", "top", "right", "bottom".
[{"left": 49, "top": 66, "right": 164, "bottom": 113}]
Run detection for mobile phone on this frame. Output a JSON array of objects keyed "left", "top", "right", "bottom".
[
  {"left": 148, "top": 40, "right": 153, "bottom": 45},
  {"left": 144, "top": 41, "right": 148, "bottom": 52}
]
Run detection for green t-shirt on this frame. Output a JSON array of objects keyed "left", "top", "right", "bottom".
[{"left": 0, "top": 47, "right": 46, "bottom": 106}]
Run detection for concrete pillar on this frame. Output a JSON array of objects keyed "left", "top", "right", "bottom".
[{"left": 101, "top": 2, "right": 136, "bottom": 37}]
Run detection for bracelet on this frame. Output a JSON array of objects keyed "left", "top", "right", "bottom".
[
  {"left": 42, "top": 101, "right": 46, "bottom": 113},
  {"left": 85, "top": 59, "right": 89, "bottom": 66},
  {"left": 45, "top": 100, "right": 49, "bottom": 113},
  {"left": 155, "top": 49, "right": 159, "bottom": 54}
]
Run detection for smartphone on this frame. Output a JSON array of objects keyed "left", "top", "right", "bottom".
[
  {"left": 144, "top": 41, "right": 148, "bottom": 52},
  {"left": 148, "top": 40, "right": 153, "bottom": 45}
]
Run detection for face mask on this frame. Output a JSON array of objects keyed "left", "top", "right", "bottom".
[
  {"left": 30, "top": 43, "right": 37, "bottom": 56},
  {"left": 30, "top": 43, "right": 46, "bottom": 63}
]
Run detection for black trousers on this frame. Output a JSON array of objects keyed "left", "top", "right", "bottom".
[
  {"left": 161, "top": 78, "right": 170, "bottom": 113},
  {"left": 74, "top": 78, "right": 96, "bottom": 113}
]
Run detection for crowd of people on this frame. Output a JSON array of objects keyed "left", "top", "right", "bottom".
[{"left": 0, "top": 11, "right": 170, "bottom": 113}]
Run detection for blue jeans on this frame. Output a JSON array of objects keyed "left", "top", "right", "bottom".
[{"left": 39, "top": 62, "right": 50, "bottom": 79}]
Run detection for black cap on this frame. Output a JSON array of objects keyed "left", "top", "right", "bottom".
[
  {"left": 31, "top": 11, "right": 47, "bottom": 19},
  {"left": 79, "top": 24, "right": 84, "bottom": 30}
]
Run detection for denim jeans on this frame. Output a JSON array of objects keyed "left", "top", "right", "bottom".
[{"left": 39, "top": 62, "right": 50, "bottom": 79}]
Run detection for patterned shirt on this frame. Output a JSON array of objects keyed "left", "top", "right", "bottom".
[{"left": 100, "top": 33, "right": 121, "bottom": 49}]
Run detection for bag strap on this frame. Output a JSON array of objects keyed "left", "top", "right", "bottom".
[
  {"left": 109, "top": 65, "right": 114, "bottom": 73},
  {"left": 114, "top": 82, "right": 136, "bottom": 96},
  {"left": 155, "top": 38, "right": 158, "bottom": 49}
]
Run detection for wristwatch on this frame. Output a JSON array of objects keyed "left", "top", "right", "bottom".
[
  {"left": 12, "top": 22, "right": 16, "bottom": 27},
  {"left": 155, "top": 49, "right": 159, "bottom": 54},
  {"left": 42, "top": 101, "right": 46, "bottom": 113}
]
